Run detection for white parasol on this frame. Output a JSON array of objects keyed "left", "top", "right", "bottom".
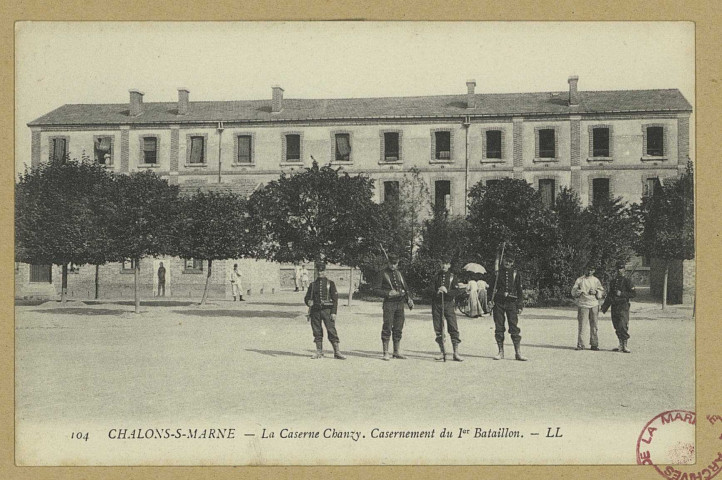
[{"left": 463, "top": 263, "right": 487, "bottom": 274}]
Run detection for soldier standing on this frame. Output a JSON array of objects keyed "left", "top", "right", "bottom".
[
  {"left": 431, "top": 255, "right": 464, "bottom": 362},
  {"left": 304, "top": 262, "right": 345, "bottom": 360},
  {"left": 601, "top": 260, "right": 636, "bottom": 353},
  {"left": 489, "top": 253, "right": 527, "bottom": 361},
  {"left": 376, "top": 253, "right": 413, "bottom": 361},
  {"left": 157, "top": 262, "right": 166, "bottom": 297}
]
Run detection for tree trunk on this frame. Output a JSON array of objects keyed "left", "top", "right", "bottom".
[
  {"left": 662, "top": 262, "right": 668, "bottom": 310},
  {"left": 347, "top": 267, "right": 353, "bottom": 306},
  {"left": 200, "top": 259, "right": 212, "bottom": 306},
  {"left": 94, "top": 264, "right": 100, "bottom": 299},
  {"left": 61, "top": 263, "right": 68, "bottom": 303},
  {"left": 134, "top": 258, "right": 140, "bottom": 314}
]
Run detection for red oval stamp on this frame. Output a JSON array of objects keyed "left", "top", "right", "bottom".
[{"left": 637, "top": 410, "right": 722, "bottom": 479}]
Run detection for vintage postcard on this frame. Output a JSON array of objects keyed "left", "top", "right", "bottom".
[{"left": 12, "top": 20, "right": 713, "bottom": 474}]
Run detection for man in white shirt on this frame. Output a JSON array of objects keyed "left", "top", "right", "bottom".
[
  {"left": 571, "top": 266, "right": 604, "bottom": 351},
  {"left": 230, "top": 263, "right": 245, "bottom": 301}
]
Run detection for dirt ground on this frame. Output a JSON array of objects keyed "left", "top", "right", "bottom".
[{"left": 15, "top": 293, "right": 695, "bottom": 431}]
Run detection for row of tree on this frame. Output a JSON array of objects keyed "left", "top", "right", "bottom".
[
  {"left": 16, "top": 156, "right": 694, "bottom": 311},
  {"left": 373, "top": 163, "right": 694, "bottom": 307}
]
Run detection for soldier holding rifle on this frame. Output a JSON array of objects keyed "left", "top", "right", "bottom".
[
  {"left": 375, "top": 250, "right": 414, "bottom": 361},
  {"left": 601, "top": 260, "right": 636, "bottom": 353},
  {"left": 304, "top": 261, "right": 345, "bottom": 360},
  {"left": 489, "top": 246, "right": 527, "bottom": 361},
  {"left": 431, "top": 255, "right": 464, "bottom": 362}
]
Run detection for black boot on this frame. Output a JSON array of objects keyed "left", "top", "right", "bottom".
[
  {"left": 239, "top": 295, "right": 246, "bottom": 302},
  {"left": 452, "top": 343, "right": 463, "bottom": 362},
  {"left": 332, "top": 342, "right": 346, "bottom": 360},
  {"left": 382, "top": 340, "right": 391, "bottom": 361},
  {"left": 311, "top": 341, "right": 324, "bottom": 359},
  {"left": 493, "top": 339, "right": 504, "bottom": 360},
  {"left": 392, "top": 340, "right": 407, "bottom": 359},
  {"left": 513, "top": 339, "right": 528, "bottom": 361}
]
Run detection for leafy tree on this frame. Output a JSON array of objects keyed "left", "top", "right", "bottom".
[
  {"left": 15, "top": 156, "right": 114, "bottom": 303},
  {"left": 583, "top": 195, "right": 639, "bottom": 280},
  {"left": 106, "top": 171, "right": 180, "bottom": 313},
  {"left": 466, "top": 178, "right": 557, "bottom": 289},
  {"left": 248, "top": 161, "right": 382, "bottom": 301},
  {"left": 635, "top": 162, "right": 695, "bottom": 307},
  {"left": 378, "top": 167, "right": 432, "bottom": 262},
  {"left": 534, "top": 188, "right": 590, "bottom": 304},
  {"left": 172, "top": 191, "right": 253, "bottom": 305},
  {"left": 406, "top": 209, "right": 475, "bottom": 297}
]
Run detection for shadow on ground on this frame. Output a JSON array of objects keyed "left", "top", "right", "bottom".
[
  {"left": 407, "top": 349, "right": 498, "bottom": 360},
  {"left": 352, "top": 349, "right": 434, "bottom": 361},
  {"left": 246, "top": 349, "right": 309, "bottom": 358},
  {"left": 84, "top": 300, "right": 197, "bottom": 307},
  {"left": 32, "top": 308, "right": 124, "bottom": 316},
  {"left": 523, "top": 343, "right": 580, "bottom": 351},
  {"left": 174, "top": 309, "right": 301, "bottom": 319}
]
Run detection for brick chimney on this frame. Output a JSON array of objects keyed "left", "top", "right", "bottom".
[
  {"left": 466, "top": 79, "right": 476, "bottom": 109},
  {"left": 129, "top": 89, "right": 144, "bottom": 116},
  {"left": 568, "top": 75, "right": 579, "bottom": 106},
  {"left": 272, "top": 86, "right": 284, "bottom": 113},
  {"left": 178, "top": 88, "right": 189, "bottom": 115}
]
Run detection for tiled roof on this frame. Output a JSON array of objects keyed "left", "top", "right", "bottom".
[{"left": 29, "top": 89, "right": 692, "bottom": 126}]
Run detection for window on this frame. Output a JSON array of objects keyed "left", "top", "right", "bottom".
[
  {"left": 184, "top": 258, "right": 203, "bottom": 272},
  {"left": 29, "top": 264, "right": 52, "bottom": 283},
  {"left": 644, "top": 177, "right": 661, "bottom": 197},
  {"left": 285, "top": 134, "right": 300, "bottom": 162},
  {"left": 485, "top": 130, "right": 502, "bottom": 159},
  {"left": 646, "top": 126, "right": 664, "bottom": 156},
  {"left": 435, "top": 131, "right": 451, "bottom": 160},
  {"left": 383, "top": 181, "right": 400, "bottom": 203},
  {"left": 435, "top": 180, "right": 451, "bottom": 213},
  {"left": 592, "top": 128, "right": 610, "bottom": 157},
  {"left": 592, "top": 178, "right": 610, "bottom": 205},
  {"left": 335, "top": 133, "right": 351, "bottom": 162},
  {"left": 538, "top": 129, "right": 556, "bottom": 158},
  {"left": 122, "top": 259, "right": 137, "bottom": 271},
  {"left": 94, "top": 136, "right": 113, "bottom": 165},
  {"left": 189, "top": 136, "right": 205, "bottom": 164},
  {"left": 539, "top": 179, "right": 556, "bottom": 208},
  {"left": 142, "top": 137, "right": 157, "bottom": 164},
  {"left": 51, "top": 138, "right": 67, "bottom": 163},
  {"left": 384, "top": 132, "right": 400, "bottom": 162},
  {"left": 237, "top": 135, "right": 253, "bottom": 164}
]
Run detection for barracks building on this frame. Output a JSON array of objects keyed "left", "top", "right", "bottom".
[{"left": 17, "top": 76, "right": 693, "bottom": 301}]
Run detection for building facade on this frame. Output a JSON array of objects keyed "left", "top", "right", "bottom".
[{"left": 18, "top": 77, "right": 692, "bottom": 300}]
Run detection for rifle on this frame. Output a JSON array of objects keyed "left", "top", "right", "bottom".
[
  {"left": 488, "top": 241, "right": 507, "bottom": 311},
  {"left": 378, "top": 243, "right": 414, "bottom": 310},
  {"left": 306, "top": 273, "right": 313, "bottom": 322},
  {"left": 601, "top": 261, "right": 639, "bottom": 314}
]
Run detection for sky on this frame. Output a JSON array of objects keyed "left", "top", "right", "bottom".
[{"left": 15, "top": 21, "right": 695, "bottom": 172}]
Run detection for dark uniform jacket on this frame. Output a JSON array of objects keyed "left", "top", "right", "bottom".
[
  {"left": 304, "top": 277, "right": 338, "bottom": 314},
  {"left": 432, "top": 271, "right": 463, "bottom": 303},
  {"left": 375, "top": 268, "right": 410, "bottom": 302},
  {"left": 490, "top": 268, "right": 523, "bottom": 308},
  {"left": 602, "top": 274, "right": 636, "bottom": 311}
]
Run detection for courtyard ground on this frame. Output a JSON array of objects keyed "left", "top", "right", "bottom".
[{"left": 16, "top": 292, "right": 695, "bottom": 430}]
